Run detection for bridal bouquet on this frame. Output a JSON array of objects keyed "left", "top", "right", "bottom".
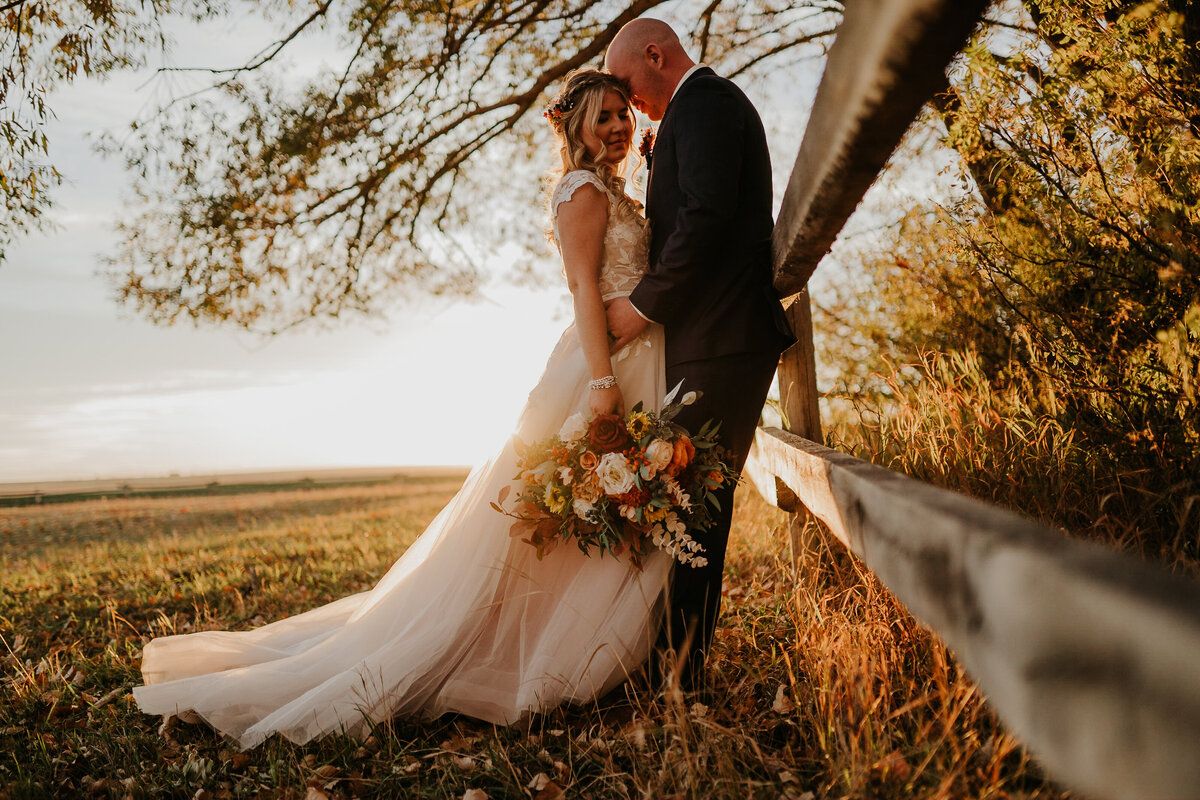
[{"left": 494, "top": 386, "right": 738, "bottom": 568}]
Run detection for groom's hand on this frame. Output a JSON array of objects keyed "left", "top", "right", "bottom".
[{"left": 605, "top": 297, "right": 650, "bottom": 353}]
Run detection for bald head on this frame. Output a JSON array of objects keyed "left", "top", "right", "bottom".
[
  {"left": 604, "top": 19, "right": 695, "bottom": 121},
  {"left": 607, "top": 18, "right": 688, "bottom": 66}
]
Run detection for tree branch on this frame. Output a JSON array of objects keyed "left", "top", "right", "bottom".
[{"left": 154, "top": 1, "right": 333, "bottom": 77}]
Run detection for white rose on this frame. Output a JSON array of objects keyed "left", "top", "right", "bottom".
[
  {"left": 558, "top": 412, "right": 589, "bottom": 442},
  {"left": 645, "top": 438, "right": 673, "bottom": 472},
  {"left": 596, "top": 451, "right": 636, "bottom": 496},
  {"left": 573, "top": 498, "right": 596, "bottom": 520}
]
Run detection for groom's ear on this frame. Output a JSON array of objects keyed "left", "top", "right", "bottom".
[{"left": 644, "top": 43, "right": 664, "bottom": 69}]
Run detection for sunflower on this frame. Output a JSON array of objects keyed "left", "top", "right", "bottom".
[
  {"left": 625, "top": 411, "right": 652, "bottom": 440},
  {"left": 544, "top": 484, "right": 569, "bottom": 515}
]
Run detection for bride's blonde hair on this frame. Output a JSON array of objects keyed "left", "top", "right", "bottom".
[{"left": 546, "top": 69, "right": 640, "bottom": 215}]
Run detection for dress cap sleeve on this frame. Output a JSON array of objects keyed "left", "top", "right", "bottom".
[{"left": 551, "top": 170, "right": 609, "bottom": 220}]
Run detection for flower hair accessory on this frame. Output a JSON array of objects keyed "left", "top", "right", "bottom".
[
  {"left": 544, "top": 92, "right": 576, "bottom": 130},
  {"left": 638, "top": 128, "right": 655, "bottom": 162}
]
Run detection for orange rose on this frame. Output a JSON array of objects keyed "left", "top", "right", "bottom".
[
  {"left": 579, "top": 450, "right": 600, "bottom": 471},
  {"left": 666, "top": 436, "right": 695, "bottom": 477}
]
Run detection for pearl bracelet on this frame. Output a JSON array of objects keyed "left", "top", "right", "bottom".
[{"left": 588, "top": 375, "right": 617, "bottom": 390}]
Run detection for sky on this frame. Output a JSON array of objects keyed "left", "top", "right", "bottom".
[
  {"left": 0, "top": 9, "right": 835, "bottom": 484},
  {"left": 0, "top": 14, "right": 570, "bottom": 482}
]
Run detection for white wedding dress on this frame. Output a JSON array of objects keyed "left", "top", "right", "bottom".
[{"left": 133, "top": 170, "right": 671, "bottom": 749}]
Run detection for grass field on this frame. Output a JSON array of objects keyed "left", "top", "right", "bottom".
[{"left": 0, "top": 473, "right": 1066, "bottom": 799}]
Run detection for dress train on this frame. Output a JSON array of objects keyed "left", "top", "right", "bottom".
[{"left": 134, "top": 319, "right": 670, "bottom": 749}]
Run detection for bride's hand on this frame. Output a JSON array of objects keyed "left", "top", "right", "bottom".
[{"left": 590, "top": 385, "right": 623, "bottom": 417}]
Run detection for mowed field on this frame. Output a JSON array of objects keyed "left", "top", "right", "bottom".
[{"left": 0, "top": 474, "right": 1065, "bottom": 799}]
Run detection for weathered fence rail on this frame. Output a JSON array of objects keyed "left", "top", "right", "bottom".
[
  {"left": 751, "top": 2, "right": 1200, "bottom": 799},
  {"left": 746, "top": 429, "right": 1200, "bottom": 800}
]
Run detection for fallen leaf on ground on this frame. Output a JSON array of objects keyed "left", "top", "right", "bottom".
[
  {"left": 534, "top": 780, "right": 565, "bottom": 800},
  {"left": 871, "top": 749, "right": 912, "bottom": 782},
  {"left": 88, "top": 687, "right": 126, "bottom": 709},
  {"left": 778, "top": 791, "right": 814, "bottom": 800},
  {"left": 442, "top": 733, "right": 481, "bottom": 751},
  {"left": 312, "top": 765, "right": 339, "bottom": 780},
  {"left": 80, "top": 776, "right": 110, "bottom": 795},
  {"left": 622, "top": 722, "right": 647, "bottom": 750},
  {"left": 772, "top": 684, "right": 795, "bottom": 714}
]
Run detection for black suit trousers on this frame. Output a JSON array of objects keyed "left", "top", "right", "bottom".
[{"left": 654, "top": 349, "right": 780, "bottom": 688}]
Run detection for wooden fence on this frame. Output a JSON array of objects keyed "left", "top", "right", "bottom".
[{"left": 747, "top": 2, "right": 1200, "bottom": 799}]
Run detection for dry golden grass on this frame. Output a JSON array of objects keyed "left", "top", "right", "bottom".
[
  {"left": 827, "top": 350, "right": 1200, "bottom": 577},
  {"left": 0, "top": 473, "right": 1066, "bottom": 799}
]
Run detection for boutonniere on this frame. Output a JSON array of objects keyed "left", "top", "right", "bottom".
[{"left": 638, "top": 128, "right": 656, "bottom": 165}]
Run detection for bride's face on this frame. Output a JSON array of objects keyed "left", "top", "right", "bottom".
[{"left": 579, "top": 90, "right": 634, "bottom": 165}]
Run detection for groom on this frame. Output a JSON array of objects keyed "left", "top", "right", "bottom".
[{"left": 604, "top": 19, "right": 795, "bottom": 690}]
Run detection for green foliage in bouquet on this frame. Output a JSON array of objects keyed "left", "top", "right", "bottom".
[{"left": 492, "top": 389, "right": 738, "bottom": 569}]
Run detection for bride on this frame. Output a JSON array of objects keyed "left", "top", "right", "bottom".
[{"left": 133, "top": 69, "right": 674, "bottom": 749}]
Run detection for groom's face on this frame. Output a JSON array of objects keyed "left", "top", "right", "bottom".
[{"left": 606, "top": 48, "right": 669, "bottom": 122}]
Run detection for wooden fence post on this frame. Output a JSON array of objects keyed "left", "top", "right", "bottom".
[
  {"left": 775, "top": 288, "right": 823, "bottom": 569},
  {"left": 776, "top": 288, "right": 822, "bottom": 443}
]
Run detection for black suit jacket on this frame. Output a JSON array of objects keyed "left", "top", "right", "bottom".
[{"left": 630, "top": 67, "right": 794, "bottom": 367}]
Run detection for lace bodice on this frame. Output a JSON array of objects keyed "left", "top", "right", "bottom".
[{"left": 551, "top": 170, "right": 649, "bottom": 301}]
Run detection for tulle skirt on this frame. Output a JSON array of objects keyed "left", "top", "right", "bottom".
[{"left": 133, "top": 320, "right": 670, "bottom": 749}]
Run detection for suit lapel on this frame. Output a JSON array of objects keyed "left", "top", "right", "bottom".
[{"left": 646, "top": 67, "right": 714, "bottom": 215}]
